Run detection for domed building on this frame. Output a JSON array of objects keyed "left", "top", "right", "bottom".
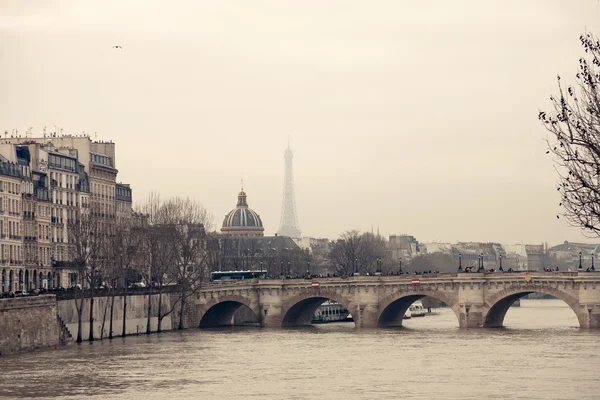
[{"left": 221, "top": 189, "right": 265, "bottom": 237}]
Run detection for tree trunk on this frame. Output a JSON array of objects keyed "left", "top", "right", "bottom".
[
  {"left": 76, "top": 299, "right": 83, "bottom": 343},
  {"left": 109, "top": 290, "right": 115, "bottom": 339},
  {"left": 75, "top": 273, "right": 84, "bottom": 343},
  {"left": 178, "top": 291, "right": 186, "bottom": 330},
  {"left": 89, "top": 291, "right": 95, "bottom": 341},
  {"left": 146, "top": 284, "right": 153, "bottom": 334},
  {"left": 89, "top": 269, "right": 96, "bottom": 342},
  {"left": 122, "top": 289, "right": 128, "bottom": 337},
  {"left": 157, "top": 289, "right": 163, "bottom": 333}
]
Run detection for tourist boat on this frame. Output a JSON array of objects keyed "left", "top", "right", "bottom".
[
  {"left": 409, "top": 301, "right": 426, "bottom": 317},
  {"left": 312, "top": 301, "right": 349, "bottom": 323},
  {"left": 403, "top": 309, "right": 412, "bottom": 319}
]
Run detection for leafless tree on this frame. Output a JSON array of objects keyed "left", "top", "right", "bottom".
[
  {"left": 540, "top": 32, "right": 600, "bottom": 236},
  {"left": 104, "top": 217, "right": 139, "bottom": 338},
  {"left": 67, "top": 209, "right": 107, "bottom": 342},
  {"left": 329, "top": 230, "right": 390, "bottom": 276},
  {"left": 171, "top": 223, "right": 208, "bottom": 329},
  {"left": 356, "top": 232, "right": 388, "bottom": 275},
  {"left": 159, "top": 197, "right": 213, "bottom": 330},
  {"left": 135, "top": 194, "right": 213, "bottom": 333},
  {"left": 329, "top": 230, "right": 363, "bottom": 276}
]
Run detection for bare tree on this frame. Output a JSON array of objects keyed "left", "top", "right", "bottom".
[
  {"left": 159, "top": 197, "right": 212, "bottom": 330},
  {"left": 67, "top": 209, "right": 107, "bottom": 342},
  {"left": 135, "top": 194, "right": 213, "bottom": 333},
  {"left": 105, "top": 217, "right": 138, "bottom": 338},
  {"left": 329, "top": 231, "right": 390, "bottom": 276},
  {"left": 540, "top": 32, "right": 600, "bottom": 236},
  {"left": 356, "top": 232, "right": 388, "bottom": 275},
  {"left": 136, "top": 193, "right": 177, "bottom": 334},
  {"left": 171, "top": 223, "right": 208, "bottom": 329},
  {"left": 329, "top": 230, "right": 363, "bottom": 276}
]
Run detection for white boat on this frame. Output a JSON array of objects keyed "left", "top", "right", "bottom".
[
  {"left": 312, "top": 301, "right": 350, "bottom": 323},
  {"left": 403, "top": 309, "right": 412, "bottom": 319},
  {"left": 409, "top": 301, "right": 426, "bottom": 317}
]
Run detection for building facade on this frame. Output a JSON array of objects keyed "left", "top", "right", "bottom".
[{"left": 0, "top": 135, "right": 132, "bottom": 291}]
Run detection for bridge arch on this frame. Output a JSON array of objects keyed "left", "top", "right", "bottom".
[
  {"left": 281, "top": 290, "right": 354, "bottom": 327},
  {"left": 377, "top": 290, "right": 460, "bottom": 327},
  {"left": 483, "top": 286, "right": 586, "bottom": 328},
  {"left": 198, "top": 294, "right": 261, "bottom": 328}
]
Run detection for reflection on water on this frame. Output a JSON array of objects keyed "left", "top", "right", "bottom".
[{"left": 1, "top": 300, "right": 599, "bottom": 400}]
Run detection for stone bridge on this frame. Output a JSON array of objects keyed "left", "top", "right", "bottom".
[{"left": 184, "top": 272, "right": 600, "bottom": 329}]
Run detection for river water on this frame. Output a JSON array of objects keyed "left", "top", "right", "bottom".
[{"left": 1, "top": 299, "right": 599, "bottom": 400}]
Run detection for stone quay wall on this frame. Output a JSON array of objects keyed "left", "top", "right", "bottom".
[
  {"left": 57, "top": 292, "right": 179, "bottom": 340},
  {"left": 0, "top": 296, "right": 60, "bottom": 356}
]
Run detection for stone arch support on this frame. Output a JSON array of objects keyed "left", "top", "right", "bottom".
[
  {"left": 197, "top": 294, "right": 261, "bottom": 328},
  {"left": 483, "top": 286, "right": 587, "bottom": 328},
  {"left": 280, "top": 289, "right": 355, "bottom": 328},
  {"left": 377, "top": 290, "right": 460, "bottom": 327}
]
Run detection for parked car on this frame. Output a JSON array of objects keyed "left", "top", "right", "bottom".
[{"left": 15, "top": 291, "right": 29, "bottom": 297}]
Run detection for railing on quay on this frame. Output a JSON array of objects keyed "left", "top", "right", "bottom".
[{"left": 52, "top": 284, "right": 182, "bottom": 301}]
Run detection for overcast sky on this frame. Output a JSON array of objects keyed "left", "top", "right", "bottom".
[{"left": 2, "top": 0, "right": 600, "bottom": 245}]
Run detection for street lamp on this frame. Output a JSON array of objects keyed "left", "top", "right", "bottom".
[
  {"left": 479, "top": 253, "right": 485, "bottom": 272},
  {"left": 280, "top": 261, "right": 284, "bottom": 278},
  {"left": 399, "top": 258, "right": 402, "bottom": 274},
  {"left": 354, "top": 258, "right": 358, "bottom": 275},
  {"left": 307, "top": 261, "right": 310, "bottom": 277},
  {"left": 376, "top": 257, "right": 381, "bottom": 273},
  {"left": 458, "top": 252, "right": 463, "bottom": 272},
  {"left": 287, "top": 261, "right": 291, "bottom": 276},
  {"left": 499, "top": 255, "right": 503, "bottom": 272},
  {"left": 579, "top": 251, "right": 583, "bottom": 271},
  {"left": 592, "top": 254, "right": 595, "bottom": 271}
]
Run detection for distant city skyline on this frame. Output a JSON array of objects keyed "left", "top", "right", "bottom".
[{"left": 2, "top": 1, "right": 600, "bottom": 245}]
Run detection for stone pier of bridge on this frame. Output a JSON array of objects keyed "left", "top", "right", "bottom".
[{"left": 186, "top": 272, "right": 600, "bottom": 330}]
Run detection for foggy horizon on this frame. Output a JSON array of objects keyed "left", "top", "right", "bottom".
[{"left": 2, "top": 0, "right": 600, "bottom": 245}]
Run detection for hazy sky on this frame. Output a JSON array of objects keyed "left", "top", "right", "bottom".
[{"left": 2, "top": 0, "right": 600, "bottom": 245}]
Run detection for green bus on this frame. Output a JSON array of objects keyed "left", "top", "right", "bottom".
[{"left": 210, "top": 270, "right": 268, "bottom": 281}]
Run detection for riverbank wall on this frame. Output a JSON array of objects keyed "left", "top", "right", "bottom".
[
  {"left": 0, "top": 296, "right": 60, "bottom": 356},
  {"left": 57, "top": 293, "right": 178, "bottom": 341}
]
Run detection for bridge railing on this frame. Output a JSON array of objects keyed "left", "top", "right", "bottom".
[{"left": 200, "top": 271, "right": 597, "bottom": 290}]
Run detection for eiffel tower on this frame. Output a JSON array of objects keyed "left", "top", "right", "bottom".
[{"left": 277, "top": 143, "right": 302, "bottom": 238}]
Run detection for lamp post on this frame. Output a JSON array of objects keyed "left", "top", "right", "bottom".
[
  {"left": 354, "top": 258, "right": 358, "bottom": 275},
  {"left": 592, "top": 254, "right": 595, "bottom": 271},
  {"left": 458, "top": 252, "right": 462, "bottom": 272},
  {"left": 399, "top": 258, "right": 402, "bottom": 274},
  {"left": 287, "top": 261, "right": 291, "bottom": 277},
  {"left": 499, "top": 255, "right": 503, "bottom": 271},
  {"left": 280, "top": 261, "right": 284, "bottom": 278},
  {"left": 376, "top": 257, "right": 381, "bottom": 274},
  {"left": 307, "top": 261, "right": 310, "bottom": 278},
  {"left": 579, "top": 251, "right": 583, "bottom": 271}
]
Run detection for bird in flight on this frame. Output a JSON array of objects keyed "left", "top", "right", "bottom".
[{"left": 113, "top": 45, "right": 122, "bottom": 49}]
